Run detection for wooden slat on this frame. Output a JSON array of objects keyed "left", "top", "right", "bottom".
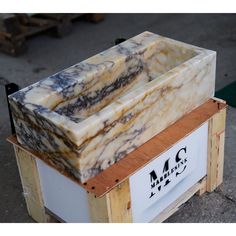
[
  {"left": 13, "top": 146, "right": 51, "bottom": 222},
  {"left": 87, "top": 193, "right": 110, "bottom": 222},
  {"left": 7, "top": 98, "right": 227, "bottom": 197},
  {"left": 196, "top": 176, "right": 207, "bottom": 196},
  {"left": 88, "top": 179, "right": 132, "bottom": 222},
  {"left": 151, "top": 177, "right": 207, "bottom": 223},
  {"left": 207, "top": 107, "right": 226, "bottom": 191},
  {"left": 217, "top": 131, "right": 225, "bottom": 185},
  {"left": 107, "top": 179, "right": 132, "bottom": 223}
]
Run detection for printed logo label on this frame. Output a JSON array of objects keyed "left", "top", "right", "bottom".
[
  {"left": 148, "top": 146, "right": 188, "bottom": 199},
  {"left": 130, "top": 123, "right": 208, "bottom": 222}
]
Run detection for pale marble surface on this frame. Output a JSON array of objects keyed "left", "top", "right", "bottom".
[{"left": 9, "top": 31, "right": 216, "bottom": 182}]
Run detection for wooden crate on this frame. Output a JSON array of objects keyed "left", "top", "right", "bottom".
[
  {"left": 0, "top": 13, "right": 105, "bottom": 56},
  {"left": 7, "top": 98, "right": 227, "bottom": 223}
]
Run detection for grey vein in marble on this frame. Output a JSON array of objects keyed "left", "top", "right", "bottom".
[{"left": 9, "top": 31, "right": 216, "bottom": 182}]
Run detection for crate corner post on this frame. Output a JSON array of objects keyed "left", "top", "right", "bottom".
[
  {"left": 206, "top": 103, "right": 227, "bottom": 192},
  {"left": 13, "top": 144, "right": 52, "bottom": 223},
  {"left": 88, "top": 179, "right": 132, "bottom": 223}
]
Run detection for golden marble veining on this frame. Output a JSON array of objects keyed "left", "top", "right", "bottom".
[{"left": 9, "top": 31, "right": 216, "bottom": 182}]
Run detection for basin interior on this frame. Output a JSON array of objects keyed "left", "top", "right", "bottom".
[{"left": 53, "top": 39, "right": 197, "bottom": 123}]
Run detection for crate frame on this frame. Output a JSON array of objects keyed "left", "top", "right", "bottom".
[{"left": 7, "top": 98, "right": 227, "bottom": 223}]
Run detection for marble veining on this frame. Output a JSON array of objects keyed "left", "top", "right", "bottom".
[{"left": 9, "top": 31, "right": 216, "bottom": 182}]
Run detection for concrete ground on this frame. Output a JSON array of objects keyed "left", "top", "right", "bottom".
[{"left": 0, "top": 14, "right": 235, "bottom": 223}]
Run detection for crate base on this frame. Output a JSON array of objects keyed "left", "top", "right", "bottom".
[
  {"left": 41, "top": 176, "right": 207, "bottom": 223},
  {"left": 7, "top": 98, "right": 227, "bottom": 223}
]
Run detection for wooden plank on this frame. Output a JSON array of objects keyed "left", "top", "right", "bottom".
[
  {"left": 87, "top": 193, "right": 110, "bottom": 222},
  {"left": 107, "top": 180, "right": 132, "bottom": 223},
  {"left": 13, "top": 146, "right": 51, "bottom": 222},
  {"left": 207, "top": 118, "right": 217, "bottom": 191},
  {"left": 196, "top": 176, "right": 207, "bottom": 196},
  {"left": 207, "top": 107, "right": 226, "bottom": 192},
  {"left": 217, "top": 131, "right": 225, "bottom": 186},
  {"left": 7, "top": 98, "right": 227, "bottom": 197},
  {"left": 151, "top": 177, "right": 207, "bottom": 223},
  {"left": 88, "top": 179, "right": 132, "bottom": 222}
]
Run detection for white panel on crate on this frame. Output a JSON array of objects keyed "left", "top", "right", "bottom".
[
  {"left": 36, "top": 159, "right": 90, "bottom": 223},
  {"left": 130, "top": 122, "right": 209, "bottom": 223},
  {"left": 36, "top": 122, "right": 208, "bottom": 223}
]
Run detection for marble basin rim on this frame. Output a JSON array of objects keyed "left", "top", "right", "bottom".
[{"left": 9, "top": 31, "right": 216, "bottom": 183}]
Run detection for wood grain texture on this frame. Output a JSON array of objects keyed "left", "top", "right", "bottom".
[
  {"left": 107, "top": 180, "right": 132, "bottom": 223},
  {"left": 13, "top": 146, "right": 51, "bottom": 222},
  {"left": 87, "top": 193, "right": 110, "bottom": 223},
  {"left": 216, "top": 131, "right": 225, "bottom": 186},
  {"left": 207, "top": 107, "right": 226, "bottom": 191},
  {"left": 88, "top": 179, "right": 132, "bottom": 223},
  {"left": 196, "top": 176, "right": 207, "bottom": 196}
]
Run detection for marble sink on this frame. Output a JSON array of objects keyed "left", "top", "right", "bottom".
[{"left": 9, "top": 31, "right": 216, "bottom": 183}]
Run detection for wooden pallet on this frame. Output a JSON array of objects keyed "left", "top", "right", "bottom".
[
  {"left": 0, "top": 13, "right": 105, "bottom": 56},
  {"left": 7, "top": 98, "right": 227, "bottom": 223}
]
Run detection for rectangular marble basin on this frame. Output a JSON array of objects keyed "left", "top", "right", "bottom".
[{"left": 9, "top": 31, "right": 216, "bottom": 183}]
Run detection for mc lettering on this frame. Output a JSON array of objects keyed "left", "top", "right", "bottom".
[{"left": 148, "top": 146, "right": 188, "bottom": 199}]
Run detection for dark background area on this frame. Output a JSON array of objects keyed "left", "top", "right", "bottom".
[{"left": 0, "top": 14, "right": 236, "bottom": 222}]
